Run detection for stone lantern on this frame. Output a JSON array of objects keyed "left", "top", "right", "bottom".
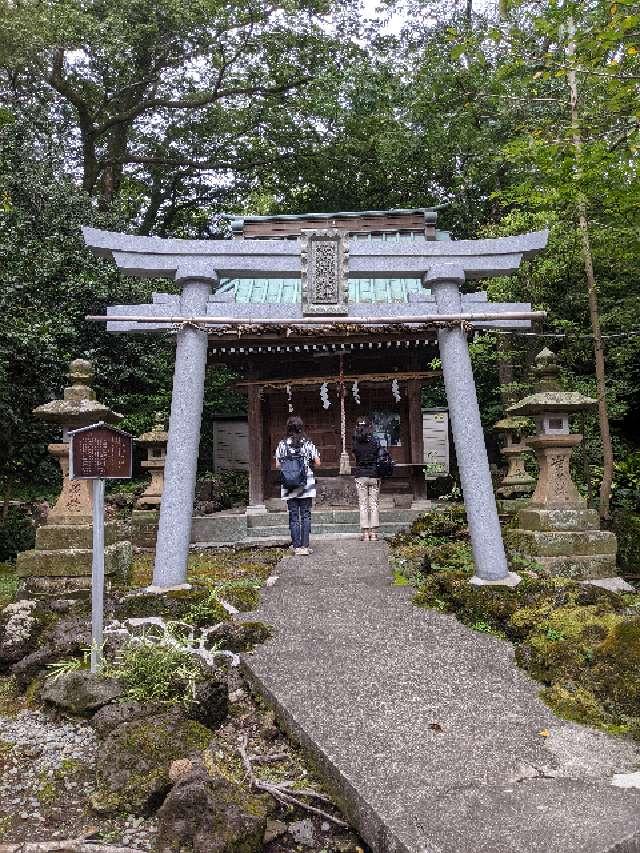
[
  {"left": 505, "top": 348, "right": 617, "bottom": 579},
  {"left": 16, "top": 359, "right": 131, "bottom": 591},
  {"left": 493, "top": 415, "right": 535, "bottom": 509},
  {"left": 131, "top": 413, "right": 169, "bottom": 549}
]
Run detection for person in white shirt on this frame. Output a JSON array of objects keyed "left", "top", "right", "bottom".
[{"left": 275, "top": 416, "right": 321, "bottom": 556}]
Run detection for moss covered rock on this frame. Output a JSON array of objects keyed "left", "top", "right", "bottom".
[
  {"left": 41, "top": 671, "right": 123, "bottom": 715},
  {"left": 207, "top": 621, "right": 272, "bottom": 654},
  {"left": 541, "top": 682, "right": 607, "bottom": 726},
  {"left": 114, "top": 587, "right": 228, "bottom": 626},
  {"left": 515, "top": 606, "right": 620, "bottom": 684},
  {"left": 91, "top": 710, "right": 213, "bottom": 815},
  {"left": 414, "top": 570, "right": 523, "bottom": 631},
  {"left": 154, "top": 761, "right": 270, "bottom": 853},
  {"left": 216, "top": 585, "right": 260, "bottom": 613},
  {"left": 589, "top": 617, "right": 640, "bottom": 716}
]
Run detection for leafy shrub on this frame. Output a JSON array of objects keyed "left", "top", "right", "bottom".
[
  {"left": 611, "top": 453, "right": 640, "bottom": 512},
  {"left": 194, "top": 471, "right": 249, "bottom": 513},
  {"left": 610, "top": 511, "right": 640, "bottom": 575},
  {"left": 105, "top": 639, "right": 204, "bottom": 704},
  {"left": 0, "top": 507, "right": 35, "bottom": 562}
]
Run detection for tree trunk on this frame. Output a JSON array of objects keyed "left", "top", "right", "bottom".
[{"left": 567, "top": 18, "right": 614, "bottom": 521}]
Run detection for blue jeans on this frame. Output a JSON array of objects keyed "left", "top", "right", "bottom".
[{"left": 287, "top": 497, "right": 312, "bottom": 548}]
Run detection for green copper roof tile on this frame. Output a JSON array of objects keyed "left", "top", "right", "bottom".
[{"left": 218, "top": 277, "right": 428, "bottom": 304}]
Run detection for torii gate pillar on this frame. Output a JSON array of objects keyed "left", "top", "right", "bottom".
[
  {"left": 153, "top": 275, "right": 215, "bottom": 588},
  {"left": 428, "top": 264, "right": 519, "bottom": 585}
]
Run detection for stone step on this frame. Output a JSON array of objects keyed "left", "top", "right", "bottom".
[
  {"left": 246, "top": 522, "right": 409, "bottom": 538},
  {"left": 247, "top": 508, "right": 422, "bottom": 528}
]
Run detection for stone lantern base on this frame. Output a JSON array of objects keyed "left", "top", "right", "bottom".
[
  {"left": 16, "top": 519, "right": 132, "bottom": 593},
  {"left": 506, "top": 505, "right": 617, "bottom": 580},
  {"left": 131, "top": 509, "right": 160, "bottom": 550}
]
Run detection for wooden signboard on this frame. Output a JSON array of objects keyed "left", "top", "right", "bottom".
[{"left": 70, "top": 422, "right": 133, "bottom": 480}]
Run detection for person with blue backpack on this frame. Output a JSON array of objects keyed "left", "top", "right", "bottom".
[{"left": 275, "top": 416, "right": 321, "bottom": 556}]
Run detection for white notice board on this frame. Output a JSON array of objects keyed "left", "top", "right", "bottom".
[{"left": 422, "top": 408, "right": 449, "bottom": 478}]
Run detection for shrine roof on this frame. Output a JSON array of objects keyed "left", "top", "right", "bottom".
[{"left": 217, "top": 277, "right": 425, "bottom": 304}]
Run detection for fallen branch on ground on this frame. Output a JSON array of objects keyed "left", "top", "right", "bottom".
[{"left": 238, "top": 735, "right": 347, "bottom": 828}]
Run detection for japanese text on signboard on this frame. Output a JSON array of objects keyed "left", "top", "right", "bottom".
[{"left": 71, "top": 427, "right": 132, "bottom": 479}]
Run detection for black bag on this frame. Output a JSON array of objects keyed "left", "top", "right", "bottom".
[
  {"left": 280, "top": 444, "right": 307, "bottom": 490},
  {"left": 375, "top": 446, "right": 394, "bottom": 479}
]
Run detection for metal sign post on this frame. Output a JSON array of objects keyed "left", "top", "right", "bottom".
[{"left": 69, "top": 421, "right": 133, "bottom": 673}]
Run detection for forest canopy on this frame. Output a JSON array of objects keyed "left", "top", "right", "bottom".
[{"left": 1, "top": 0, "right": 638, "bottom": 517}]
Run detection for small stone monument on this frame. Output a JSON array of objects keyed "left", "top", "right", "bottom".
[
  {"left": 505, "top": 348, "right": 617, "bottom": 578},
  {"left": 494, "top": 415, "right": 535, "bottom": 512},
  {"left": 131, "top": 413, "right": 168, "bottom": 549},
  {"left": 16, "top": 359, "right": 132, "bottom": 591}
]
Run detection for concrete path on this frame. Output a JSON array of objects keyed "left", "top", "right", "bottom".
[{"left": 242, "top": 540, "right": 640, "bottom": 853}]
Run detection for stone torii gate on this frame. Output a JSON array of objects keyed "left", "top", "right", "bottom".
[{"left": 82, "top": 222, "right": 548, "bottom": 589}]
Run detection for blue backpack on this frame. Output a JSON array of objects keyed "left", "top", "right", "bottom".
[{"left": 280, "top": 443, "right": 307, "bottom": 490}]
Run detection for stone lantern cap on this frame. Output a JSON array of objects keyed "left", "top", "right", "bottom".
[
  {"left": 494, "top": 416, "right": 532, "bottom": 433},
  {"left": 506, "top": 348, "right": 596, "bottom": 416},
  {"left": 33, "top": 358, "right": 122, "bottom": 427},
  {"left": 135, "top": 412, "right": 169, "bottom": 446},
  {"left": 507, "top": 391, "right": 597, "bottom": 416}
]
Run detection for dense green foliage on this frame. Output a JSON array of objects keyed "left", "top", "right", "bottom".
[{"left": 1, "top": 0, "right": 638, "bottom": 534}]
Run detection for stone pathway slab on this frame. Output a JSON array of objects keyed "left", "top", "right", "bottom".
[{"left": 242, "top": 540, "right": 640, "bottom": 853}]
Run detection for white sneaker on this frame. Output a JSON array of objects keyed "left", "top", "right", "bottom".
[{"left": 295, "top": 547, "right": 310, "bottom": 556}]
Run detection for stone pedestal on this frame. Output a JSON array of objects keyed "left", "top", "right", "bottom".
[
  {"left": 131, "top": 509, "right": 160, "bottom": 550},
  {"left": 506, "top": 441, "right": 618, "bottom": 578},
  {"left": 15, "top": 359, "right": 132, "bottom": 592}
]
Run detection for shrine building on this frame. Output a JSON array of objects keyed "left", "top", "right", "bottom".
[{"left": 212, "top": 209, "right": 449, "bottom": 511}]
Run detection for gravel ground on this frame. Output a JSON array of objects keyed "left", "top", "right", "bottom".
[{"left": 0, "top": 706, "right": 157, "bottom": 848}]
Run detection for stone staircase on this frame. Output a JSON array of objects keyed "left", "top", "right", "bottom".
[{"left": 190, "top": 506, "right": 425, "bottom": 548}]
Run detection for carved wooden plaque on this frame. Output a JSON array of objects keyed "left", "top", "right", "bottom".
[
  {"left": 300, "top": 229, "right": 349, "bottom": 315},
  {"left": 70, "top": 423, "right": 133, "bottom": 480}
]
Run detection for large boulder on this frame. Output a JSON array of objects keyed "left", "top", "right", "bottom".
[
  {"left": 11, "top": 615, "right": 91, "bottom": 687},
  {"left": 91, "top": 709, "right": 213, "bottom": 815},
  {"left": 91, "top": 699, "right": 169, "bottom": 739},
  {"left": 41, "top": 670, "right": 124, "bottom": 715},
  {"left": 154, "top": 761, "right": 270, "bottom": 853}
]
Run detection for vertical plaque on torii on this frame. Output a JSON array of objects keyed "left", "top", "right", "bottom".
[{"left": 300, "top": 229, "right": 349, "bottom": 315}]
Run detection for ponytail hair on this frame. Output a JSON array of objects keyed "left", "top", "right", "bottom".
[{"left": 286, "top": 415, "right": 305, "bottom": 448}]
